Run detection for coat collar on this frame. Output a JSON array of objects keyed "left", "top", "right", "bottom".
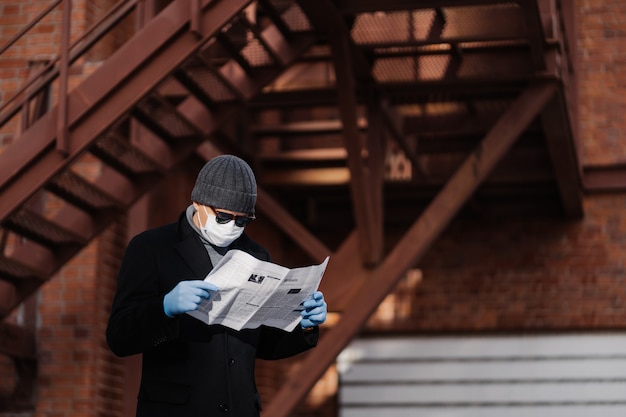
[{"left": 174, "top": 212, "right": 213, "bottom": 279}]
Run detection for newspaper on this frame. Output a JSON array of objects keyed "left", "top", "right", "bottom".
[{"left": 186, "top": 249, "right": 329, "bottom": 332}]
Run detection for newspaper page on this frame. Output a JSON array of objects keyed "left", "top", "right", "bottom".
[{"left": 186, "top": 249, "right": 329, "bottom": 332}]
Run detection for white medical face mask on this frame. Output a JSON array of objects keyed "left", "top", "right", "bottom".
[{"left": 198, "top": 206, "right": 244, "bottom": 247}]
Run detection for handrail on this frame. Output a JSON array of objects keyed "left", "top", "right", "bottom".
[
  {"left": 0, "top": 0, "right": 141, "bottom": 130},
  {"left": 0, "top": 0, "right": 63, "bottom": 56},
  {"left": 555, "top": 0, "right": 575, "bottom": 75},
  {"left": 57, "top": 0, "right": 71, "bottom": 154}
]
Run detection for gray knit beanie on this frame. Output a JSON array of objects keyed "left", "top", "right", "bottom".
[{"left": 191, "top": 155, "right": 257, "bottom": 214}]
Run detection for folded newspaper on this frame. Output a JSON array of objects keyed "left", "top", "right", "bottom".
[{"left": 187, "top": 249, "right": 329, "bottom": 332}]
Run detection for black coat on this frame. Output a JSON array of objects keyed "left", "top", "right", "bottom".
[{"left": 106, "top": 212, "right": 318, "bottom": 417}]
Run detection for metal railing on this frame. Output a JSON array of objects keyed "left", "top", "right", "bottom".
[{"left": 0, "top": 0, "right": 151, "bottom": 150}]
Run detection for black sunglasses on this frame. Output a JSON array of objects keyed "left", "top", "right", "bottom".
[{"left": 212, "top": 207, "right": 255, "bottom": 227}]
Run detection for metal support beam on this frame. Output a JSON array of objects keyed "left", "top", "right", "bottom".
[
  {"left": 262, "top": 80, "right": 558, "bottom": 417},
  {"left": 0, "top": 321, "right": 36, "bottom": 359},
  {"left": 584, "top": 164, "right": 626, "bottom": 192},
  {"left": 365, "top": 89, "right": 386, "bottom": 261},
  {"left": 379, "top": 99, "right": 421, "bottom": 177},
  {"left": 319, "top": 231, "right": 373, "bottom": 311},
  {"left": 541, "top": 88, "right": 583, "bottom": 218},
  {"left": 519, "top": 0, "right": 548, "bottom": 71},
  {"left": 56, "top": 0, "right": 71, "bottom": 155},
  {"left": 335, "top": 0, "right": 519, "bottom": 14},
  {"left": 298, "top": 0, "right": 384, "bottom": 265},
  {"left": 331, "top": 35, "right": 382, "bottom": 265}
]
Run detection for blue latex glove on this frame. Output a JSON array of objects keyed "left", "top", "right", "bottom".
[
  {"left": 300, "top": 291, "right": 327, "bottom": 329},
  {"left": 163, "top": 280, "right": 218, "bottom": 317}
]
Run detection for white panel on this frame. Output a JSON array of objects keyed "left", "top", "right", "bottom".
[
  {"left": 338, "top": 333, "right": 626, "bottom": 417},
  {"left": 339, "top": 334, "right": 626, "bottom": 361},
  {"left": 340, "top": 358, "right": 626, "bottom": 382},
  {"left": 341, "top": 382, "right": 626, "bottom": 403},
  {"left": 340, "top": 406, "right": 626, "bottom": 417}
]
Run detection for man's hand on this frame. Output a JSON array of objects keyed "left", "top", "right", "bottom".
[
  {"left": 300, "top": 291, "right": 327, "bottom": 329},
  {"left": 163, "top": 280, "right": 218, "bottom": 317}
]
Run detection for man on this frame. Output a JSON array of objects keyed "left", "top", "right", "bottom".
[{"left": 106, "top": 154, "right": 327, "bottom": 417}]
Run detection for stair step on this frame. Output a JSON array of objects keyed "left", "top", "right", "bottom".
[
  {"left": 4, "top": 207, "right": 88, "bottom": 248},
  {"left": 90, "top": 130, "right": 163, "bottom": 177},
  {"left": 176, "top": 57, "right": 241, "bottom": 104},
  {"left": 0, "top": 254, "right": 42, "bottom": 282},
  {"left": 47, "top": 170, "right": 121, "bottom": 212},
  {"left": 132, "top": 95, "right": 199, "bottom": 143}
]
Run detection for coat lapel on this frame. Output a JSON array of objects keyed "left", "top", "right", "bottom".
[{"left": 174, "top": 213, "right": 213, "bottom": 279}]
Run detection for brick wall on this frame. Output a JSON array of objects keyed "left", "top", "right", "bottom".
[
  {"left": 36, "top": 220, "right": 126, "bottom": 417},
  {"left": 366, "top": 194, "right": 626, "bottom": 333},
  {"left": 577, "top": 1, "right": 626, "bottom": 165}
]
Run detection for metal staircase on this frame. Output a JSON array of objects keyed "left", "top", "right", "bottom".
[
  {"left": 0, "top": 0, "right": 316, "bottom": 315},
  {"left": 0, "top": 0, "right": 581, "bottom": 414},
  {"left": 0, "top": 0, "right": 316, "bottom": 409}
]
